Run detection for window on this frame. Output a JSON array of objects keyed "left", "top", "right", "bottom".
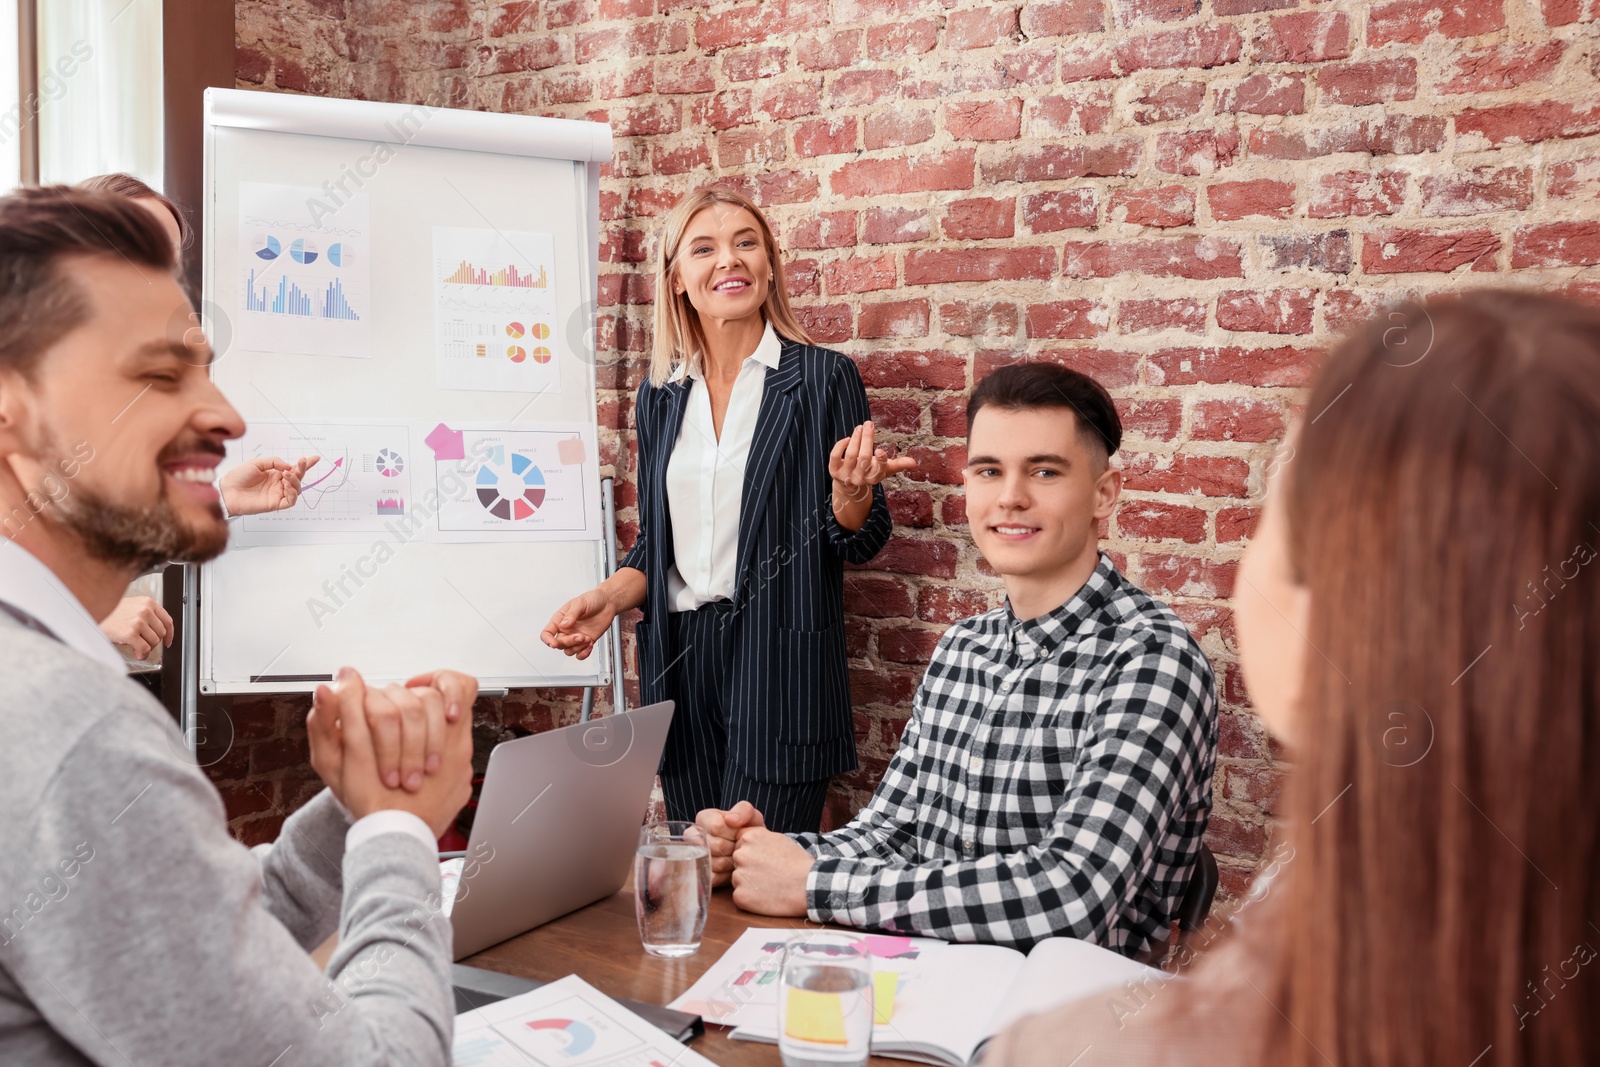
[
  {"left": 36, "top": 0, "right": 163, "bottom": 187},
  {"left": 0, "top": 0, "right": 20, "bottom": 189}
]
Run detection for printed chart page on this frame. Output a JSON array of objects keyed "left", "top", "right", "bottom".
[
  {"left": 452, "top": 975, "right": 716, "bottom": 1067},
  {"left": 237, "top": 182, "right": 371, "bottom": 359},
  {"left": 434, "top": 225, "right": 563, "bottom": 394}
]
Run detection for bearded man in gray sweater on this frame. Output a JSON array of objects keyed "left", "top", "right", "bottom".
[{"left": 0, "top": 185, "right": 476, "bottom": 1064}]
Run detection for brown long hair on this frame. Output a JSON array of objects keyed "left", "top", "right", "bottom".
[
  {"left": 1263, "top": 291, "right": 1600, "bottom": 1065},
  {"left": 648, "top": 186, "right": 811, "bottom": 386}
]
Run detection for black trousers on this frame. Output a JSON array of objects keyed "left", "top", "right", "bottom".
[{"left": 658, "top": 601, "right": 830, "bottom": 834}]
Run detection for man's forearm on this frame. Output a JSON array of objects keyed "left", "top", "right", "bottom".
[
  {"left": 254, "top": 788, "right": 351, "bottom": 951},
  {"left": 806, "top": 850, "right": 1120, "bottom": 952}
]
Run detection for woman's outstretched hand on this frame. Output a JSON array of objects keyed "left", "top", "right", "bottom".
[
  {"left": 540, "top": 587, "right": 617, "bottom": 660},
  {"left": 829, "top": 420, "right": 918, "bottom": 530}
]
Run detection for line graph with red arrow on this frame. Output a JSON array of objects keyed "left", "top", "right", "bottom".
[{"left": 300, "top": 453, "right": 349, "bottom": 508}]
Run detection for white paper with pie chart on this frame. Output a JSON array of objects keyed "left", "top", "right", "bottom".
[
  {"left": 433, "top": 425, "right": 599, "bottom": 540},
  {"left": 232, "top": 420, "right": 411, "bottom": 546},
  {"left": 433, "top": 225, "right": 561, "bottom": 394},
  {"left": 451, "top": 975, "right": 720, "bottom": 1067},
  {"left": 236, "top": 182, "right": 372, "bottom": 359}
]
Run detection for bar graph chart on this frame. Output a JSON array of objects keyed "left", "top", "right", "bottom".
[
  {"left": 440, "top": 260, "right": 548, "bottom": 289},
  {"left": 243, "top": 270, "right": 362, "bottom": 321}
]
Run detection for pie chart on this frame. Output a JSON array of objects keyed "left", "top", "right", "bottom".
[
  {"left": 507, "top": 345, "right": 527, "bottom": 363},
  {"left": 506, "top": 322, "right": 525, "bottom": 338},
  {"left": 375, "top": 448, "right": 404, "bottom": 477},
  {"left": 254, "top": 235, "right": 281, "bottom": 260},
  {"left": 530, "top": 322, "right": 551, "bottom": 340},
  {"left": 523, "top": 1017, "right": 596, "bottom": 1055},
  {"left": 290, "top": 238, "right": 319, "bottom": 264},
  {"left": 532, "top": 347, "right": 552, "bottom": 364},
  {"left": 475, "top": 448, "right": 545, "bottom": 520}
]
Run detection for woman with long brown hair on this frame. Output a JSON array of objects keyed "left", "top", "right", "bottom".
[
  {"left": 542, "top": 187, "right": 914, "bottom": 833},
  {"left": 987, "top": 289, "right": 1600, "bottom": 1066}
]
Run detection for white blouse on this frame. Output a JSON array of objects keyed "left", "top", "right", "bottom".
[{"left": 664, "top": 321, "right": 783, "bottom": 612}]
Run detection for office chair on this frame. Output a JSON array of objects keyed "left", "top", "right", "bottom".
[{"left": 1139, "top": 842, "right": 1220, "bottom": 970}]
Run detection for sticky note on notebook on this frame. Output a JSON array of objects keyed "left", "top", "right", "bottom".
[
  {"left": 784, "top": 988, "right": 848, "bottom": 1044},
  {"left": 873, "top": 971, "right": 897, "bottom": 1025},
  {"left": 861, "top": 935, "right": 916, "bottom": 959}
]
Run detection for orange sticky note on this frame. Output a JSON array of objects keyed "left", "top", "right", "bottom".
[
  {"left": 784, "top": 988, "right": 848, "bottom": 1045},
  {"left": 557, "top": 436, "right": 587, "bottom": 465},
  {"left": 873, "top": 971, "right": 897, "bottom": 1025}
]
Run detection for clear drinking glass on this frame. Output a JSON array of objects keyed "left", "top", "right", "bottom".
[
  {"left": 777, "top": 932, "right": 874, "bottom": 1067},
  {"left": 633, "top": 821, "right": 710, "bottom": 958}
]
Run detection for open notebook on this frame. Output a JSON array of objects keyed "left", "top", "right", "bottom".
[{"left": 669, "top": 928, "right": 1165, "bottom": 1067}]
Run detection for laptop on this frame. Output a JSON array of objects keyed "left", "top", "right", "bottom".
[{"left": 447, "top": 700, "right": 675, "bottom": 960}]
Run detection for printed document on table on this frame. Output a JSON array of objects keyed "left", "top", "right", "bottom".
[{"left": 452, "top": 974, "right": 718, "bottom": 1067}]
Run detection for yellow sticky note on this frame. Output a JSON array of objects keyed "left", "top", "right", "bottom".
[
  {"left": 784, "top": 988, "right": 848, "bottom": 1044},
  {"left": 873, "top": 971, "right": 897, "bottom": 1025}
]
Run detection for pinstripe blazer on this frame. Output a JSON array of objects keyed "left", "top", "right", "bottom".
[{"left": 621, "top": 338, "right": 893, "bottom": 785}]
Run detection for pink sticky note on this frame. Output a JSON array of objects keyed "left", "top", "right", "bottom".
[
  {"left": 425, "top": 423, "right": 465, "bottom": 460},
  {"left": 860, "top": 935, "right": 916, "bottom": 959},
  {"left": 557, "top": 435, "right": 586, "bottom": 466}
]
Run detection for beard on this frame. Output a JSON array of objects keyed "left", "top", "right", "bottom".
[
  {"left": 38, "top": 438, "right": 229, "bottom": 573},
  {"left": 50, "top": 483, "right": 228, "bottom": 572}
]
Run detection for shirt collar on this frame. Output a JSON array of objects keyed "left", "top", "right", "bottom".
[
  {"left": 1004, "top": 552, "right": 1119, "bottom": 658},
  {"left": 0, "top": 538, "right": 129, "bottom": 671},
  {"left": 670, "top": 321, "right": 783, "bottom": 383}
]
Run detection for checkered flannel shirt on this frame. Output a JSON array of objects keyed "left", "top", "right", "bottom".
[{"left": 793, "top": 554, "right": 1218, "bottom": 957}]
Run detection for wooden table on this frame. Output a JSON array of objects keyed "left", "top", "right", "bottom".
[{"left": 463, "top": 882, "right": 898, "bottom": 1066}]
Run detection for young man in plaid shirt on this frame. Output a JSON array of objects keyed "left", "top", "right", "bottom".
[{"left": 696, "top": 363, "right": 1219, "bottom": 959}]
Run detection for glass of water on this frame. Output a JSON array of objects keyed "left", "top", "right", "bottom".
[
  {"left": 777, "top": 932, "right": 873, "bottom": 1067},
  {"left": 633, "top": 821, "right": 710, "bottom": 958}
]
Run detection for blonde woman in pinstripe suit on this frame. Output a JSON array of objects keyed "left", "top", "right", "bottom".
[{"left": 541, "top": 187, "right": 916, "bottom": 833}]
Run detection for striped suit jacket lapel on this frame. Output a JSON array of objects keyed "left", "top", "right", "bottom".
[
  {"left": 657, "top": 378, "right": 692, "bottom": 575},
  {"left": 734, "top": 342, "right": 804, "bottom": 588}
]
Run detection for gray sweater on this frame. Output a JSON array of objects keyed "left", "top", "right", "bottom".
[{"left": 0, "top": 615, "right": 454, "bottom": 1065}]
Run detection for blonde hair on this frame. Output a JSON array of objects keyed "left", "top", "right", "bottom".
[{"left": 649, "top": 186, "right": 812, "bottom": 386}]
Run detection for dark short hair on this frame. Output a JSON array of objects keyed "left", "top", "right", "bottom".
[
  {"left": 0, "top": 185, "right": 175, "bottom": 374},
  {"left": 966, "top": 361, "right": 1122, "bottom": 461},
  {"left": 78, "top": 172, "right": 191, "bottom": 255}
]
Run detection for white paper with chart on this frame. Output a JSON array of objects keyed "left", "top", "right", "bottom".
[
  {"left": 434, "top": 226, "right": 562, "bottom": 394},
  {"left": 237, "top": 182, "right": 371, "bottom": 359},
  {"left": 452, "top": 974, "right": 717, "bottom": 1067}
]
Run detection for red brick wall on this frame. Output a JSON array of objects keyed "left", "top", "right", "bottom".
[{"left": 230, "top": 0, "right": 1600, "bottom": 895}]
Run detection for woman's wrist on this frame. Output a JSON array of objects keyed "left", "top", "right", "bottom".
[
  {"left": 831, "top": 481, "right": 871, "bottom": 532},
  {"left": 604, "top": 568, "right": 647, "bottom": 615}
]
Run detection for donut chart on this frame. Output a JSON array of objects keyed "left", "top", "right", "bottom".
[
  {"left": 522, "top": 1017, "right": 596, "bottom": 1054},
  {"left": 375, "top": 448, "right": 404, "bottom": 477},
  {"left": 474, "top": 447, "right": 546, "bottom": 520}
]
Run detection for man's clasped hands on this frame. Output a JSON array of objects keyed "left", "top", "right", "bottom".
[
  {"left": 306, "top": 666, "right": 479, "bottom": 838},
  {"left": 697, "top": 802, "right": 819, "bottom": 918}
]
